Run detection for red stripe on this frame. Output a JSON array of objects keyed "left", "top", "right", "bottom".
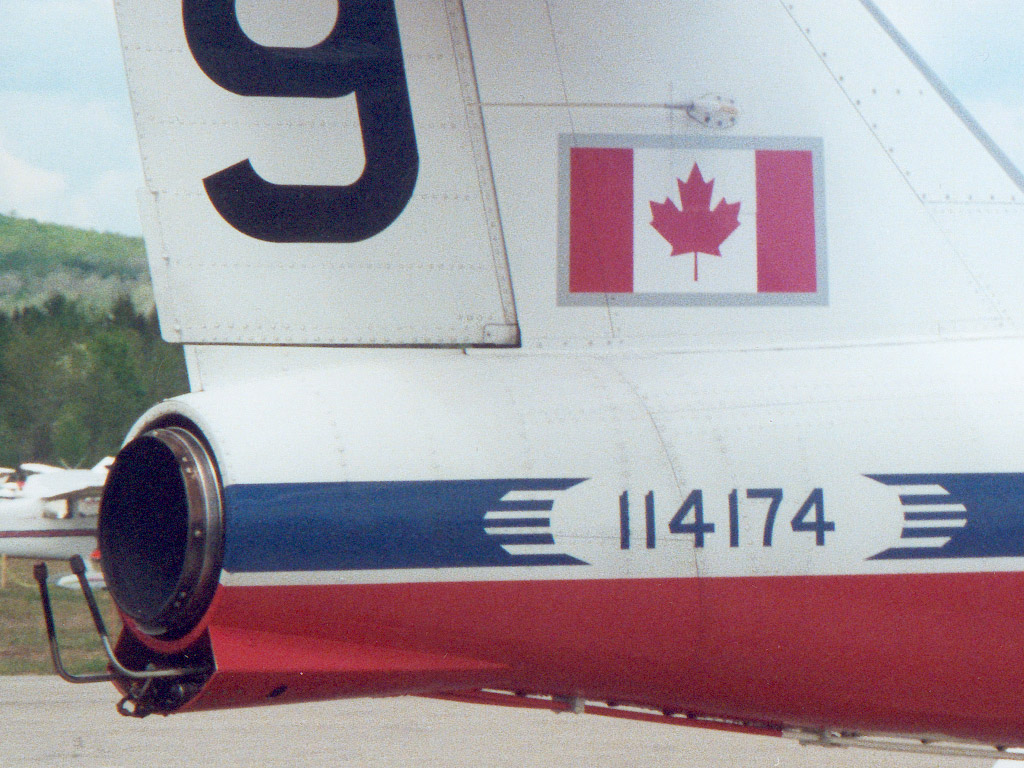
[
  {"left": 164, "top": 572, "right": 1024, "bottom": 742},
  {"left": 755, "top": 150, "right": 817, "bottom": 292},
  {"left": 569, "top": 148, "right": 634, "bottom": 293}
]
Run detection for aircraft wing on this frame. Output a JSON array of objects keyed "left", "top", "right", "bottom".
[
  {"left": 20, "top": 462, "right": 64, "bottom": 475},
  {"left": 21, "top": 469, "right": 107, "bottom": 503}
]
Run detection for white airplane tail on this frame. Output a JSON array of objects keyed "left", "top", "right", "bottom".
[
  {"left": 84, "top": 1, "right": 1024, "bottom": 738},
  {"left": 113, "top": 0, "right": 1024, "bottom": 385}
]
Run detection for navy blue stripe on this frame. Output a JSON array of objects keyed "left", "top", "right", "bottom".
[
  {"left": 223, "top": 478, "right": 588, "bottom": 572},
  {"left": 619, "top": 491, "right": 630, "bottom": 550},
  {"left": 645, "top": 491, "right": 655, "bottom": 549},
  {"left": 486, "top": 533, "right": 556, "bottom": 546},
  {"left": 869, "top": 474, "right": 1024, "bottom": 559},
  {"left": 489, "top": 500, "right": 555, "bottom": 512},
  {"left": 899, "top": 493, "right": 954, "bottom": 506}
]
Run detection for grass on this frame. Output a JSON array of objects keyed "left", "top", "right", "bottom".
[{"left": 0, "top": 556, "right": 121, "bottom": 675}]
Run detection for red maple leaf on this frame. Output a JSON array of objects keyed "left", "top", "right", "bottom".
[{"left": 649, "top": 163, "right": 741, "bottom": 281}]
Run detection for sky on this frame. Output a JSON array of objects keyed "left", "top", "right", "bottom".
[
  {"left": 873, "top": 0, "right": 1024, "bottom": 176},
  {"left": 0, "top": 0, "right": 1022, "bottom": 236},
  {"left": 0, "top": 0, "right": 138, "bottom": 234}
]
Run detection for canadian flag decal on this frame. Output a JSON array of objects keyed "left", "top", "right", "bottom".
[{"left": 562, "top": 136, "right": 825, "bottom": 304}]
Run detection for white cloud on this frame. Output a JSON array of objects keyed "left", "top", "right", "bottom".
[
  {"left": 1, "top": 0, "right": 126, "bottom": 100},
  {"left": 67, "top": 169, "right": 144, "bottom": 235},
  {"left": 0, "top": 0, "right": 143, "bottom": 234},
  {"left": 0, "top": 112, "right": 143, "bottom": 235},
  {"left": 0, "top": 89, "right": 143, "bottom": 234},
  {"left": 0, "top": 140, "right": 68, "bottom": 222}
]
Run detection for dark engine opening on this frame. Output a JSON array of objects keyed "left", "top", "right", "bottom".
[{"left": 99, "top": 425, "right": 223, "bottom": 639}]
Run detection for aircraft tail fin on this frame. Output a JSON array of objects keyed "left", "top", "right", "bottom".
[{"left": 114, "top": 0, "right": 1024, "bottom": 372}]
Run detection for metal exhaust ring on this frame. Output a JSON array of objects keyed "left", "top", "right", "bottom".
[{"left": 99, "top": 426, "right": 223, "bottom": 639}]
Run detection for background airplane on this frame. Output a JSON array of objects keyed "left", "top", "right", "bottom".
[
  {"left": 2, "top": 459, "right": 110, "bottom": 589},
  {"left": 32, "top": 0, "right": 1024, "bottom": 762}
]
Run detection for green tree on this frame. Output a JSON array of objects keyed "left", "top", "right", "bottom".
[{"left": 0, "top": 295, "right": 187, "bottom": 467}]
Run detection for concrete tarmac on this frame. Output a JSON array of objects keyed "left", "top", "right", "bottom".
[{"left": 0, "top": 676, "right": 999, "bottom": 767}]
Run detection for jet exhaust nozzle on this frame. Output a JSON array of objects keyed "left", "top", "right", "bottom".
[{"left": 99, "top": 425, "right": 224, "bottom": 639}]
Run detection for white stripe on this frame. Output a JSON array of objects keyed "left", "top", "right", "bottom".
[
  {"left": 495, "top": 490, "right": 562, "bottom": 502},
  {"left": 499, "top": 544, "right": 566, "bottom": 557}
]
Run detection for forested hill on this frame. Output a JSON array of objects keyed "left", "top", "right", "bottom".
[
  {"left": 0, "top": 213, "right": 151, "bottom": 312},
  {"left": 0, "top": 215, "right": 186, "bottom": 468}
]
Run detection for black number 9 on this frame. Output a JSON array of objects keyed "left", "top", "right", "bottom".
[{"left": 183, "top": 0, "right": 419, "bottom": 242}]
